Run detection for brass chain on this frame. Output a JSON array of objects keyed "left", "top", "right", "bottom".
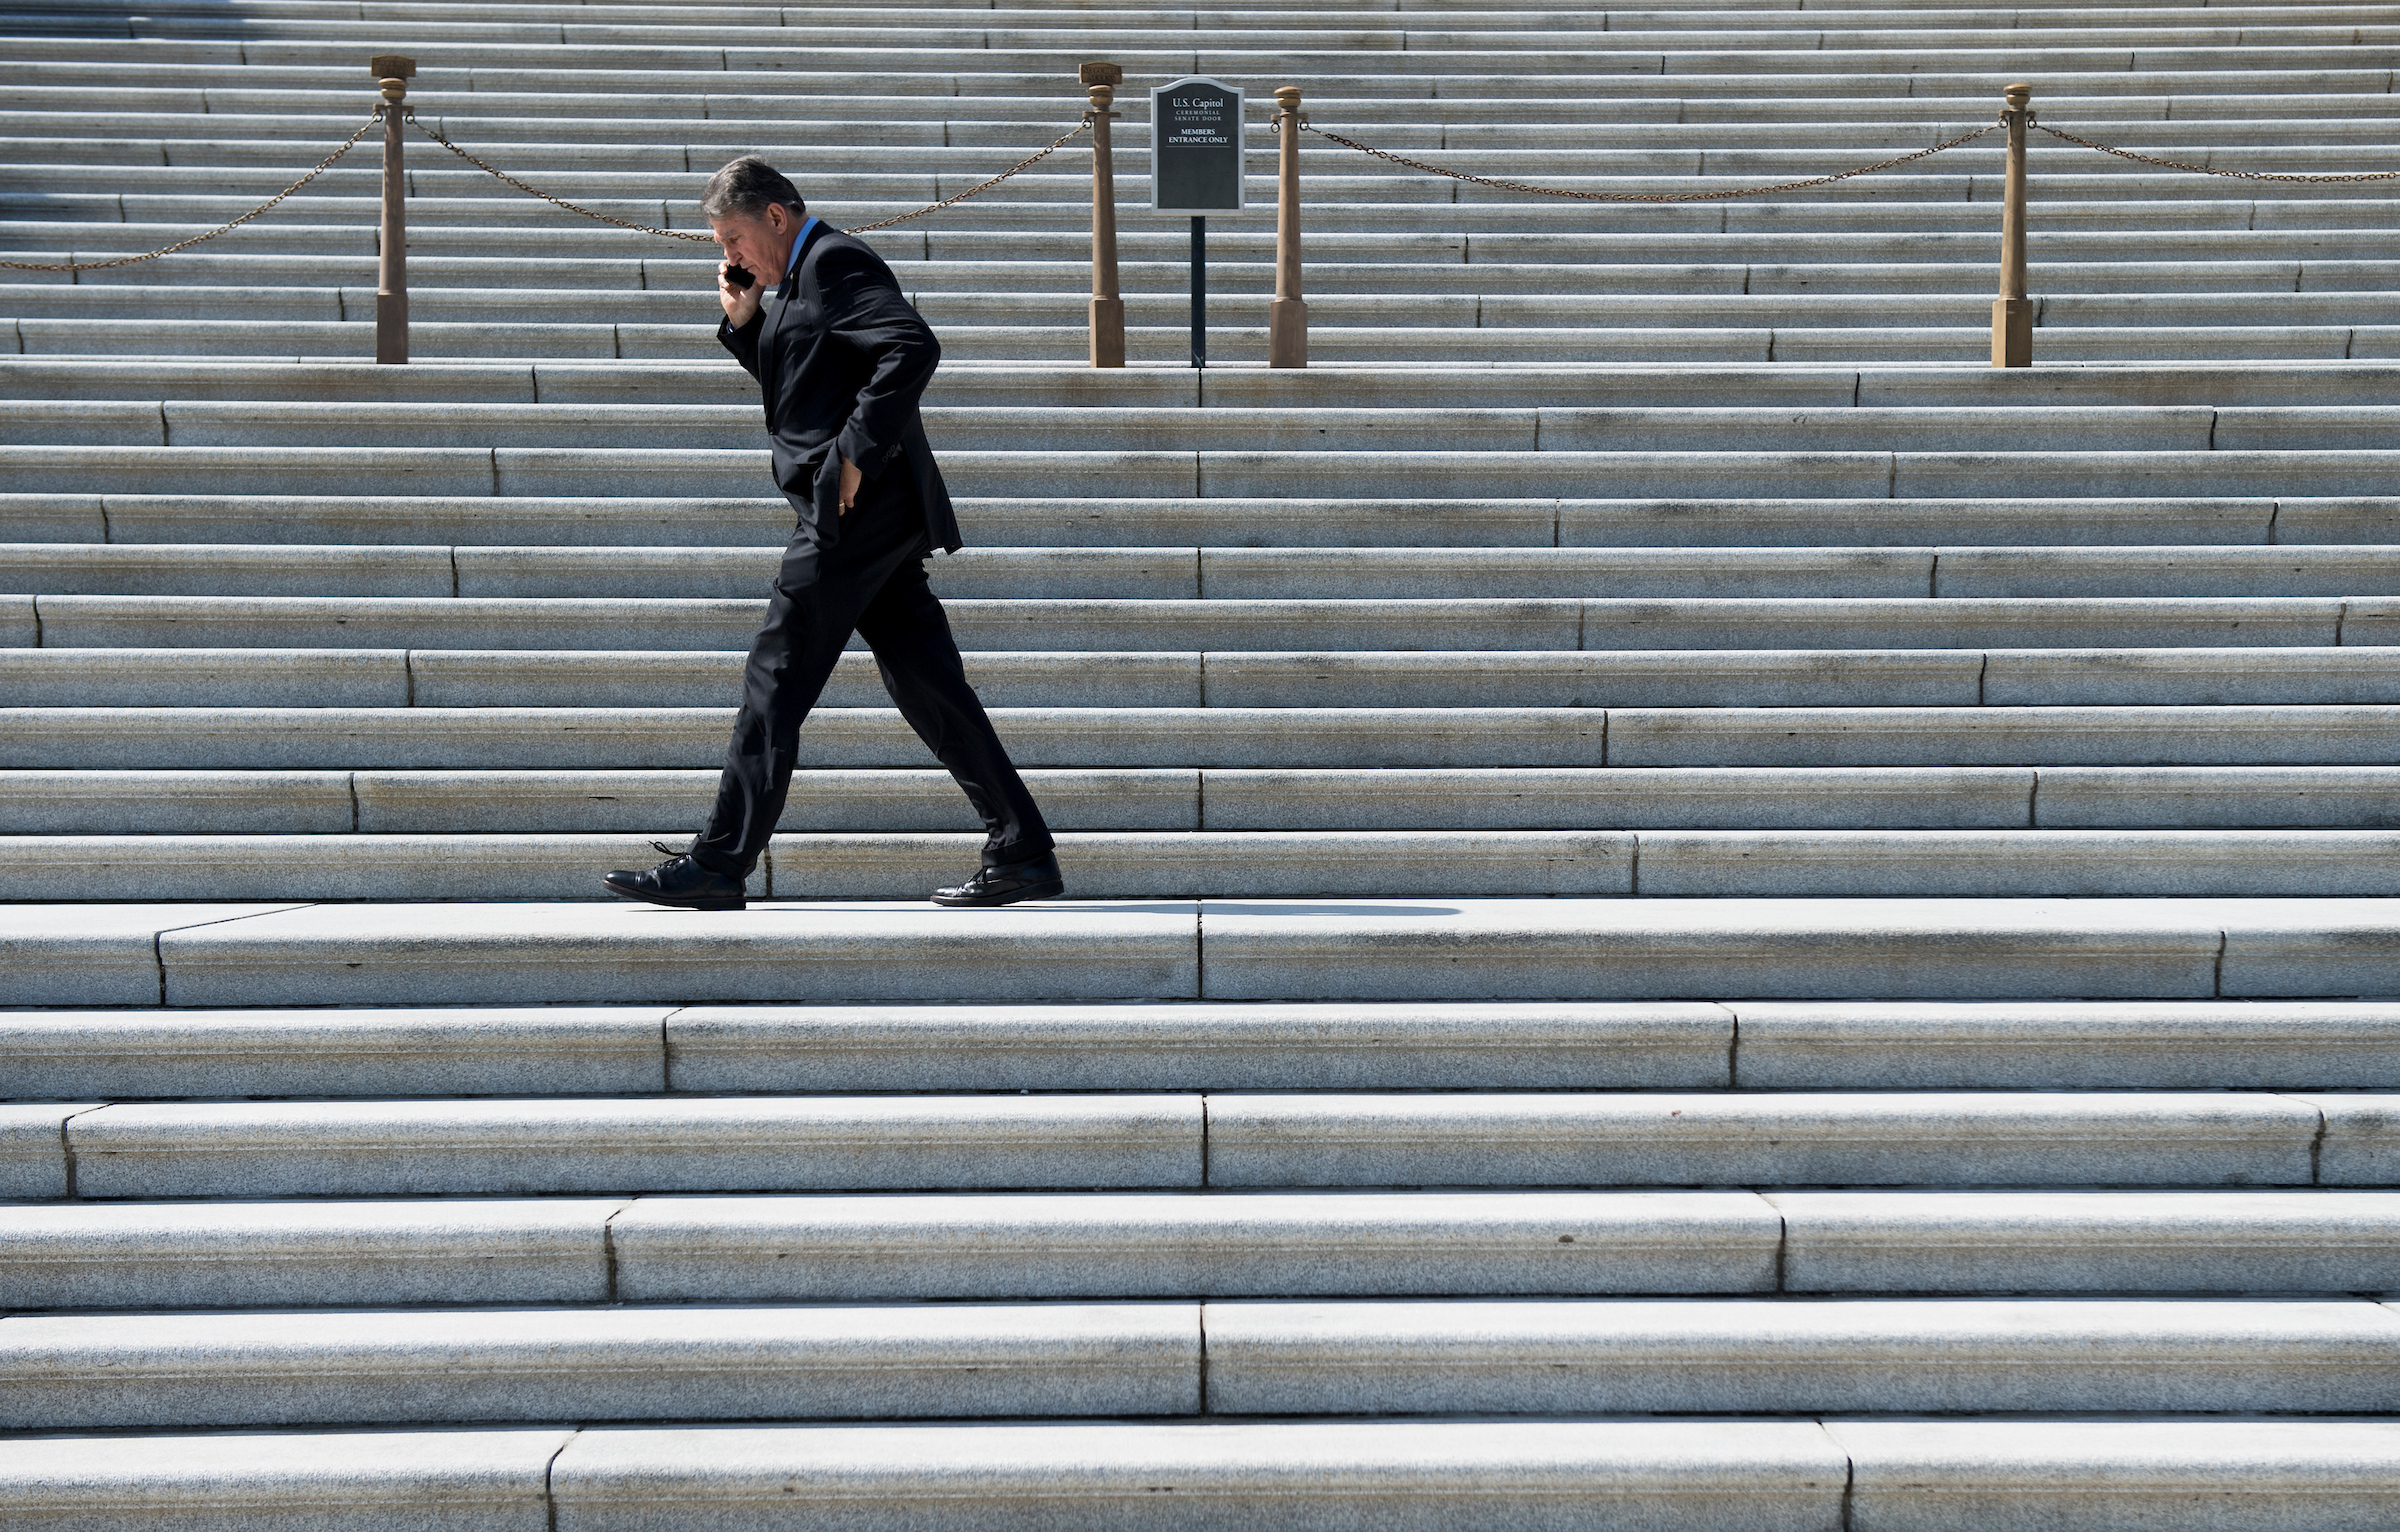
[
  {"left": 1299, "top": 119, "right": 1999, "bottom": 203},
  {"left": 406, "top": 106, "right": 1089, "bottom": 239},
  {"left": 846, "top": 117, "right": 1090, "bottom": 232},
  {"left": 2032, "top": 121, "right": 2400, "bottom": 182},
  {"left": 404, "top": 105, "right": 712, "bottom": 240},
  {"left": 0, "top": 110, "right": 383, "bottom": 272}
]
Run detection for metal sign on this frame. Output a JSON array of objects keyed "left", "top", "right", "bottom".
[{"left": 1150, "top": 76, "right": 1246, "bottom": 213}]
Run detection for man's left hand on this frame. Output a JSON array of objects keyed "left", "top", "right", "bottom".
[{"left": 838, "top": 456, "right": 861, "bottom": 514}]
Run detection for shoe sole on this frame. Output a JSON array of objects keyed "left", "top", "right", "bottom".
[
  {"left": 604, "top": 881, "right": 747, "bottom": 912},
  {"left": 930, "top": 877, "right": 1066, "bottom": 908}
]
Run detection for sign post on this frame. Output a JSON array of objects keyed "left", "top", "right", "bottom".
[{"left": 1151, "top": 76, "right": 1245, "bottom": 369}]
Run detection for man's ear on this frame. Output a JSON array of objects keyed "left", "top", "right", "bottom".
[{"left": 764, "top": 203, "right": 791, "bottom": 233}]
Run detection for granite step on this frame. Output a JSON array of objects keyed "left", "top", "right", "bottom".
[
  {"left": 16, "top": 441, "right": 2400, "bottom": 500},
  {"left": 10, "top": 1297, "right": 2400, "bottom": 1428},
  {"left": 19, "top": 222, "right": 2400, "bottom": 268},
  {"left": 15, "top": 317, "right": 2397, "bottom": 366},
  {"left": 1, "top": 1301, "right": 1200, "bottom": 1428},
  {"left": 24, "top": 645, "right": 2400, "bottom": 710},
  {"left": 13, "top": 999, "right": 2398, "bottom": 1099},
  {"left": 21, "top": 702, "right": 2400, "bottom": 771},
  {"left": 33, "top": 594, "right": 2397, "bottom": 652},
  {"left": 12, "top": 111, "right": 2399, "bottom": 152},
  {"left": 12, "top": 282, "right": 2396, "bottom": 331},
  {"left": 11, "top": 541, "right": 2400, "bottom": 600},
  {"left": 11, "top": 493, "right": 2388, "bottom": 549},
  {"left": 12, "top": 194, "right": 2395, "bottom": 245},
  {"left": 27, "top": 1417, "right": 2400, "bottom": 1532},
  {"left": 13, "top": 763, "right": 2400, "bottom": 837},
  {"left": 6, "top": 896, "right": 2398, "bottom": 1008},
  {"left": 23, "top": 78, "right": 2396, "bottom": 120},
  {"left": 8, "top": 359, "right": 2400, "bottom": 412},
  {"left": 9, "top": 1187, "right": 2400, "bottom": 1308},
  {"left": 14, "top": 826, "right": 2400, "bottom": 902},
  {"left": 10, "top": 1088, "right": 2385, "bottom": 1196},
  {"left": 17, "top": 402, "right": 2400, "bottom": 455}
]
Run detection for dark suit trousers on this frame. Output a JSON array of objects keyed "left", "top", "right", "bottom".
[{"left": 689, "top": 472, "right": 1054, "bottom": 881}]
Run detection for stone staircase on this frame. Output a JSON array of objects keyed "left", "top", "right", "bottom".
[{"left": 8, "top": 0, "right": 2400, "bottom": 1523}]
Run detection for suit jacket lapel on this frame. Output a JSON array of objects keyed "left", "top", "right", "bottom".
[{"left": 758, "top": 220, "right": 830, "bottom": 391}]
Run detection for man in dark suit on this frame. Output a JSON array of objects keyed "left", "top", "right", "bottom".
[{"left": 605, "top": 157, "right": 1063, "bottom": 912}]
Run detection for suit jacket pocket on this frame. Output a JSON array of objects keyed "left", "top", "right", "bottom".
[{"left": 806, "top": 448, "right": 846, "bottom": 544}]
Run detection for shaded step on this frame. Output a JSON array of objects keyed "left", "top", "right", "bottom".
[
  {"left": 14, "top": 402, "right": 2400, "bottom": 455},
  {"left": 15, "top": 542, "right": 2400, "bottom": 600},
  {"left": 25, "top": 644, "right": 2400, "bottom": 709},
  {"left": 20, "top": 219, "right": 2400, "bottom": 269},
  {"left": 12, "top": 444, "right": 2400, "bottom": 501},
  {"left": 8, "top": 358, "right": 2400, "bottom": 411},
  {"left": 11, "top": 763, "right": 2400, "bottom": 837},
  {"left": 15, "top": 703, "right": 2400, "bottom": 770},
  {"left": 21, "top": 493, "right": 2394, "bottom": 550},
  {"left": 19, "top": 250, "right": 2400, "bottom": 300},
  {"left": 19, "top": 595, "right": 2381, "bottom": 652},
  {"left": 14, "top": 315, "right": 2396, "bottom": 366}
]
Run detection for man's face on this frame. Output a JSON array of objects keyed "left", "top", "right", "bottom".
[{"left": 709, "top": 202, "right": 799, "bottom": 284}]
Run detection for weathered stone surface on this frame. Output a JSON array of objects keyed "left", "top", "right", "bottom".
[
  {"left": 664, "top": 1001, "right": 1732, "bottom": 1091},
  {"left": 1730, "top": 1001, "right": 2400, "bottom": 1089},
  {"left": 68, "top": 1094, "right": 1204, "bottom": 1197},
  {"left": 1195, "top": 898, "right": 2230, "bottom": 1001},
  {"left": 1200, "top": 1297, "right": 2400, "bottom": 1413},
  {"left": 1202, "top": 1092, "right": 2318, "bottom": 1187},
  {"left": 0, "top": 1429, "right": 569, "bottom": 1532},
  {"left": 1773, "top": 1191, "right": 2400, "bottom": 1293},
  {"left": 0, "top": 1199, "right": 618, "bottom": 1309},
  {"left": 153, "top": 900, "right": 1201, "bottom": 1006},
  {"left": 0, "top": 1102, "right": 93, "bottom": 1200},
  {"left": 0, "top": 1007, "right": 669, "bottom": 1098},
  {"left": 550, "top": 1419, "right": 1850, "bottom": 1532},
  {"left": 0, "top": 1303, "right": 1200, "bottom": 1428},
  {"left": 610, "top": 1189, "right": 1780, "bottom": 1301},
  {"left": 0, "top": 903, "right": 299, "bottom": 1008},
  {"left": 1832, "top": 1419, "right": 2400, "bottom": 1532}
]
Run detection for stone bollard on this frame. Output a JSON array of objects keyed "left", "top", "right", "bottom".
[
  {"left": 372, "top": 54, "right": 414, "bottom": 365},
  {"left": 1080, "top": 62, "right": 1125, "bottom": 368},
  {"left": 1991, "top": 81, "right": 2033, "bottom": 368},
  {"left": 1268, "top": 84, "right": 1307, "bottom": 368}
]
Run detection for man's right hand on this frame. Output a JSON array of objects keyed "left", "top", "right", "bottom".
[{"left": 719, "top": 262, "right": 763, "bottom": 328}]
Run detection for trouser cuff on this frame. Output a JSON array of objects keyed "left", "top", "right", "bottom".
[
  {"left": 688, "top": 842, "right": 749, "bottom": 879},
  {"left": 983, "top": 835, "right": 1057, "bottom": 868}
]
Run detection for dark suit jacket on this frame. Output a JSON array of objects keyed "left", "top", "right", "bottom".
[{"left": 717, "top": 219, "right": 961, "bottom": 553}]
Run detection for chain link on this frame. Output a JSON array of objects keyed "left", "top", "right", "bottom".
[
  {"left": 1300, "top": 120, "right": 1999, "bottom": 203},
  {"left": 845, "top": 118, "right": 1089, "bottom": 232},
  {"left": 0, "top": 110, "right": 383, "bottom": 272},
  {"left": 2031, "top": 121, "right": 2400, "bottom": 182},
  {"left": 404, "top": 105, "right": 713, "bottom": 240},
  {"left": 407, "top": 106, "right": 1089, "bottom": 239}
]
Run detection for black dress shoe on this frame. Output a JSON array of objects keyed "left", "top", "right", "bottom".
[
  {"left": 932, "top": 850, "right": 1066, "bottom": 907},
  {"left": 603, "top": 845, "right": 747, "bottom": 911}
]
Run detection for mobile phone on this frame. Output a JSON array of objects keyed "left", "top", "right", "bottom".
[{"left": 723, "top": 263, "right": 755, "bottom": 289}]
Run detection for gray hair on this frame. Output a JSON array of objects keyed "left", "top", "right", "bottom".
[{"left": 700, "top": 156, "right": 805, "bottom": 221}]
